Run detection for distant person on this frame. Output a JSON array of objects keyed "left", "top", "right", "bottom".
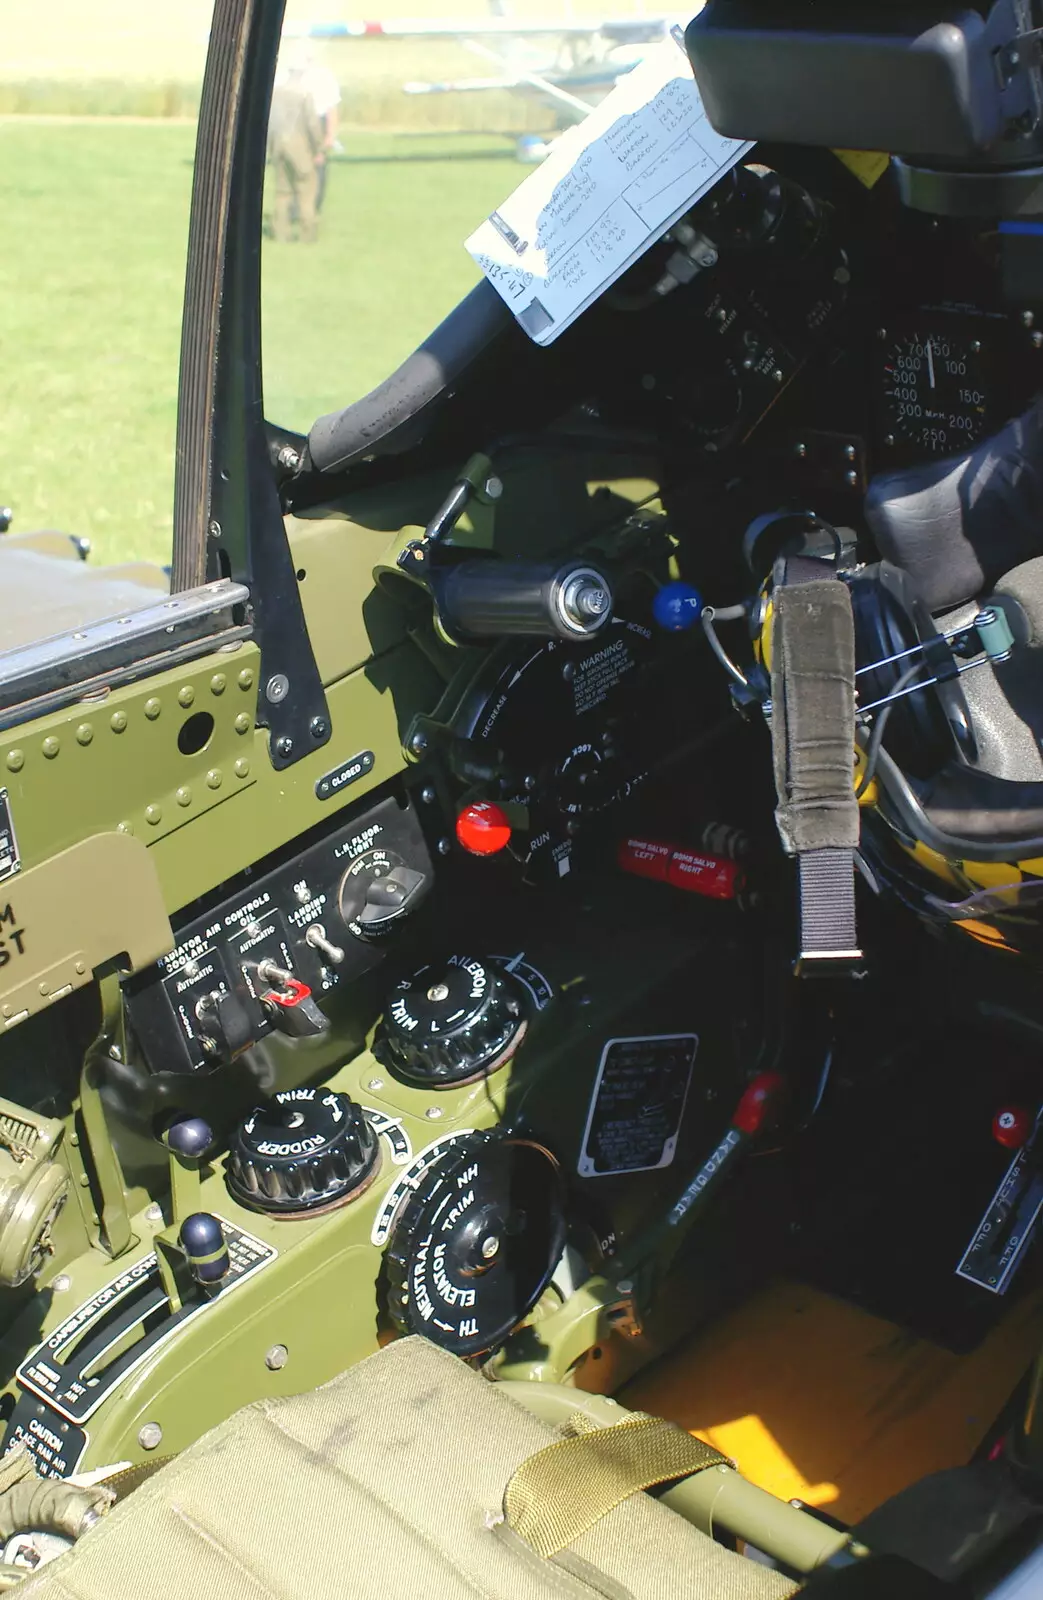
[
  {"left": 268, "top": 57, "right": 323, "bottom": 242},
  {"left": 300, "top": 54, "right": 342, "bottom": 215}
]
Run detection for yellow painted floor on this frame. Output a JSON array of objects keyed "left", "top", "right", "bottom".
[{"left": 622, "top": 1281, "right": 1043, "bottom": 1525}]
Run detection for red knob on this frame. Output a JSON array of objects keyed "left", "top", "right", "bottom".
[
  {"left": 992, "top": 1105, "right": 1034, "bottom": 1150},
  {"left": 455, "top": 800, "right": 512, "bottom": 856},
  {"left": 732, "top": 1071, "right": 787, "bottom": 1136}
]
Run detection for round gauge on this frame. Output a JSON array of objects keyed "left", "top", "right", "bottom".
[{"left": 881, "top": 332, "right": 989, "bottom": 457}]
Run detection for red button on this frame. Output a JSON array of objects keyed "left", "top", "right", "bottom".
[
  {"left": 992, "top": 1105, "right": 1034, "bottom": 1150},
  {"left": 455, "top": 801, "right": 512, "bottom": 856}
]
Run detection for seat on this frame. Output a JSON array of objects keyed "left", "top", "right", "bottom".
[{"left": 17, "top": 1337, "right": 798, "bottom": 1600}]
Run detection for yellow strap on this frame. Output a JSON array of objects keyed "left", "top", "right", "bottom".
[{"left": 503, "top": 1414, "right": 727, "bottom": 1559}]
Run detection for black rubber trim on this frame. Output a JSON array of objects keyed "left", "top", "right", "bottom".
[
  {"left": 172, "top": 0, "right": 252, "bottom": 592},
  {"left": 307, "top": 280, "right": 513, "bottom": 475}
]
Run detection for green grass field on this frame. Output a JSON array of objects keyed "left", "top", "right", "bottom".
[{"left": 0, "top": 121, "right": 520, "bottom": 568}]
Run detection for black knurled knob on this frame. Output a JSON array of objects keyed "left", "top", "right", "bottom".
[
  {"left": 226, "top": 1087, "right": 378, "bottom": 1214},
  {"left": 377, "top": 956, "right": 525, "bottom": 1088}
]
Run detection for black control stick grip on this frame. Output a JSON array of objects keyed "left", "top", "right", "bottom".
[
  {"left": 865, "top": 395, "right": 1043, "bottom": 613},
  {"left": 434, "top": 558, "right": 614, "bottom": 643}
]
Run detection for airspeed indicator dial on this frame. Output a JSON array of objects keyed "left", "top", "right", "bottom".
[{"left": 881, "top": 332, "right": 989, "bottom": 457}]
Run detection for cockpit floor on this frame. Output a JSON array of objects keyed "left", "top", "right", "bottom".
[{"left": 620, "top": 1279, "right": 1043, "bottom": 1525}]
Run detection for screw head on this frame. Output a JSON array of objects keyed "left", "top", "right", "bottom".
[
  {"left": 437, "top": 837, "right": 452, "bottom": 856},
  {"left": 309, "top": 715, "right": 328, "bottom": 740},
  {"left": 138, "top": 1423, "right": 163, "bottom": 1451},
  {"left": 425, "top": 1106, "right": 444, "bottom": 1120},
  {"left": 420, "top": 785, "right": 436, "bottom": 805},
  {"left": 409, "top": 730, "right": 428, "bottom": 756},
  {"left": 145, "top": 1203, "right": 163, "bottom": 1224},
  {"left": 266, "top": 674, "right": 289, "bottom": 705},
  {"left": 277, "top": 445, "right": 301, "bottom": 472},
  {"left": 52, "top": 1274, "right": 71, "bottom": 1293},
  {"left": 480, "top": 1235, "right": 501, "bottom": 1260},
  {"left": 366, "top": 1077, "right": 384, "bottom": 1092},
  {"left": 1023, "top": 310, "right": 1036, "bottom": 328},
  {"left": 275, "top": 736, "right": 293, "bottom": 759},
  {"left": 265, "top": 1344, "right": 289, "bottom": 1371},
  {"left": 484, "top": 475, "right": 504, "bottom": 500}
]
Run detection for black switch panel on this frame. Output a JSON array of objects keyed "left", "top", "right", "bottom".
[{"left": 126, "top": 793, "right": 433, "bottom": 1074}]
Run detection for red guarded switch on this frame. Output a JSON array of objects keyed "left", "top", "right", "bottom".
[
  {"left": 666, "top": 848, "right": 742, "bottom": 900},
  {"left": 992, "top": 1105, "right": 1034, "bottom": 1150},
  {"left": 618, "top": 836, "right": 744, "bottom": 900},
  {"left": 617, "top": 837, "right": 673, "bottom": 882},
  {"left": 455, "top": 800, "right": 512, "bottom": 856}
]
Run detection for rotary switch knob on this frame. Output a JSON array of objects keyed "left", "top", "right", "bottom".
[
  {"left": 226, "top": 1087, "right": 379, "bottom": 1215},
  {"left": 378, "top": 956, "right": 526, "bottom": 1088}
]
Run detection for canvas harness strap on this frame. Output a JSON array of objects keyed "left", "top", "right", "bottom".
[
  {"left": 770, "top": 553, "right": 863, "bottom": 975},
  {"left": 503, "top": 1413, "right": 728, "bottom": 1559}
]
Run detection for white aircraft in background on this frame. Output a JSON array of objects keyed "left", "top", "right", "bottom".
[{"left": 284, "top": 9, "right": 685, "bottom": 156}]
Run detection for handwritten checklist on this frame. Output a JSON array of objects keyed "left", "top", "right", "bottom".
[{"left": 465, "top": 37, "right": 753, "bottom": 345}]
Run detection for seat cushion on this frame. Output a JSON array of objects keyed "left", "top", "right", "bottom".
[{"left": 20, "top": 1338, "right": 796, "bottom": 1600}]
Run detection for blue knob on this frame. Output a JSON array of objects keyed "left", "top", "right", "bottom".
[
  {"left": 179, "top": 1212, "right": 229, "bottom": 1284},
  {"left": 163, "top": 1117, "right": 213, "bottom": 1161},
  {"left": 653, "top": 581, "right": 703, "bottom": 632}
]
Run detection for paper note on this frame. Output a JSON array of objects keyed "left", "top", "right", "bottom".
[{"left": 465, "top": 34, "right": 753, "bottom": 345}]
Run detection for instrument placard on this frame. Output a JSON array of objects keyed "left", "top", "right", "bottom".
[
  {"left": 578, "top": 1033, "right": 697, "bottom": 1177},
  {"left": 0, "top": 789, "right": 19, "bottom": 884},
  {"left": 3, "top": 1393, "right": 88, "bottom": 1480},
  {"left": 15, "top": 1222, "right": 276, "bottom": 1424},
  {"left": 956, "top": 1135, "right": 1043, "bottom": 1295}
]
